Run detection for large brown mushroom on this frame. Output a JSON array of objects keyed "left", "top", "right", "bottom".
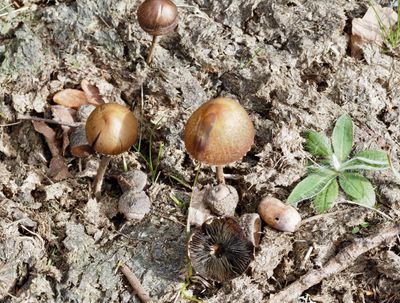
[
  {"left": 86, "top": 103, "right": 138, "bottom": 199},
  {"left": 184, "top": 97, "right": 255, "bottom": 183},
  {"left": 137, "top": 0, "right": 178, "bottom": 64}
]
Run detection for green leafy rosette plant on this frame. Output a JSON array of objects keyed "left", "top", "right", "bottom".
[{"left": 288, "top": 114, "right": 389, "bottom": 213}]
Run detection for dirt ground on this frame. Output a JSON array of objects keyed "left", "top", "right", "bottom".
[{"left": 0, "top": 0, "right": 400, "bottom": 302}]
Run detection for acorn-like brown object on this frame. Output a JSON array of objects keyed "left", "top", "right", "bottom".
[
  {"left": 117, "top": 170, "right": 147, "bottom": 193},
  {"left": 118, "top": 190, "right": 151, "bottom": 220},
  {"left": 205, "top": 184, "right": 239, "bottom": 216},
  {"left": 188, "top": 217, "right": 254, "bottom": 282},
  {"left": 258, "top": 197, "right": 301, "bottom": 232},
  {"left": 239, "top": 213, "right": 262, "bottom": 248},
  {"left": 184, "top": 97, "right": 255, "bottom": 183},
  {"left": 137, "top": 0, "right": 178, "bottom": 64},
  {"left": 86, "top": 103, "right": 139, "bottom": 198}
]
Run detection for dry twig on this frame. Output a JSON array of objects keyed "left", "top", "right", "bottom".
[
  {"left": 118, "top": 262, "right": 152, "bottom": 303},
  {"left": 266, "top": 224, "right": 400, "bottom": 303}
]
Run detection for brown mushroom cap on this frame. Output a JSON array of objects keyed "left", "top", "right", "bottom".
[
  {"left": 137, "top": 0, "right": 178, "bottom": 36},
  {"left": 85, "top": 103, "right": 138, "bottom": 155},
  {"left": 187, "top": 217, "right": 254, "bottom": 282},
  {"left": 184, "top": 97, "right": 255, "bottom": 166}
]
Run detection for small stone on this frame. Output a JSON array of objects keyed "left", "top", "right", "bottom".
[
  {"left": 204, "top": 184, "right": 239, "bottom": 216},
  {"left": 239, "top": 213, "right": 262, "bottom": 247},
  {"left": 77, "top": 104, "right": 96, "bottom": 122},
  {"left": 117, "top": 170, "right": 147, "bottom": 193},
  {"left": 118, "top": 190, "right": 151, "bottom": 220},
  {"left": 258, "top": 197, "right": 301, "bottom": 232}
]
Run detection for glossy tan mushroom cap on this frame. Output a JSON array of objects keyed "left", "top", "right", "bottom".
[
  {"left": 137, "top": 0, "right": 178, "bottom": 36},
  {"left": 86, "top": 103, "right": 138, "bottom": 155},
  {"left": 184, "top": 97, "right": 255, "bottom": 166}
]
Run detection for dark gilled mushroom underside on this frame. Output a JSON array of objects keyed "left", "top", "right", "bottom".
[{"left": 188, "top": 217, "right": 254, "bottom": 282}]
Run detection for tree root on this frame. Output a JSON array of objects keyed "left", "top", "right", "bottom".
[{"left": 267, "top": 224, "right": 400, "bottom": 303}]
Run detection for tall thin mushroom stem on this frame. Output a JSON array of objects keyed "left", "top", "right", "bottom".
[
  {"left": 146, "top": 35, "right": 158, "bottom": 65},
  {"left": 216, "top": 165, "right": 225, "bottom": 184},
  {"left": 93, "top": 155, "right": 111, "bottom": 199}
]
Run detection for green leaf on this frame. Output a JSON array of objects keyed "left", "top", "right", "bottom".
[
  {"left": 352, "top": 150, "right": 389, "bottom": 166},
  {"left": 307, "top": 165, "right": 332, "bottom": 174},
  {"left": 304, "top": 131, "right": 333, "bottom": 159},
  {"left": 360, "top": 221, "right": 369, "bottom": 228},
  {"left": 313, "top": 178, "right": 339, "bottom": 213},
  {"left": 332, "top": 114, "right": 353, "bottom": 163},
  {"left": 352, "top": 226, "right": 360, "bottom": 234},
  {"left": 338, "top": 172, "right": 376, "bottom": 207},
  {"left": 287, "top": 169, "right": 337, "bottom": 205},
  {"left": 341, "top": 150, "right": 389, "bottom": 171}
]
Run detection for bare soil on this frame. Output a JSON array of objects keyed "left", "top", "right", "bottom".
[{"left": 0, "top": 0, "right": 399, "bottom": 302}]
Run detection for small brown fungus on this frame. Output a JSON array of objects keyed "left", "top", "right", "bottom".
[
  {"left": 184, "top": 97, "right": 255, "bottom": 184},
  {"left": 258, "top": 197, "right": 301, "bottom": 232},
  {"left": 187, "top": 217, "right": 254, "bottom": 282},
  {"left": 137, "top": 0, "right": 178, "bottom": 64},
  {"left": 85, "top": 103, "right": 139, "bottom": 198}
]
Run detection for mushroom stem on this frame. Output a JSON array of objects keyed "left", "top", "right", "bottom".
[
  {"left": 146, "top": 35, "right": 158, "bottom": 65},
  {"left": 93, "top": 155, "right": 111, "bottom": 199},
  {"left": 216, "top": 165, "right": 225, "bottom": 184}
]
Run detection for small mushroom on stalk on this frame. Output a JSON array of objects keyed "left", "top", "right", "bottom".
[
  {"left": 187, "top": 217, "right": 254, "bottom": 282},
  {"left": 86, "top": 103, "right": 139, "bottom": 199},
  {"left": 137, "top": 0, "right": 178, "bottom": 64},
  {"left": 184, "top": 97, "right": 255, "bottom": 184},
  {"left": 258, "top": 197, "right": 301, "bottom": 232}
]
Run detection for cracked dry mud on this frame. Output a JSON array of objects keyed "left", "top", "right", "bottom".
[{"left": 0, "top": 0, "right": 399, "bottom": 302}]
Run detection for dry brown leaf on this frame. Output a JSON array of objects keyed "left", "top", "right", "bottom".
[
  {"left": 81, "top": 79, "right": 104, "bottom": 105},
  {"left": 32, "top": 121, "right": 60, "bottom": 157},
  {"left": 351, "top": 5, "right": 398, "bottom": 58},
  {"left": 53, "top": 89, "right": 90, "bottom": 109},
  {"left": 51, "top": 105, "right": 77, "bottom": 154},
  {"left": 49, "top": 155, "right": 73, "bottom": 180},
  {"left": 32, "top": 121, "right": 72, "bottom": 180}
]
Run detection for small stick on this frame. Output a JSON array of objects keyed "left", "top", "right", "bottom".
[
  {"left": 216, "top": 165, "right": 225, "bottom": 184},
  {"left": 146, "top": 35, "right": 158, "bottom": 65},
  {"left": 118, "top": 263, "right": 152, "bottom": 303},
  {"left": 93, "top": 155, "right": 111, "bottom": 199},
  {"left": 0, "top": 121, "right": 22, "bottom": 127},
  {"left": 18, "top": 115, "right": 82, "bottom": 128},
  {"left": 266, "top": 224, "right": 400, "bottom": 303}
]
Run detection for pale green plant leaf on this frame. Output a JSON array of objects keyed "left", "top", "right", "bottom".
[
  {"left": 313, "top": 178, "right": 339, "bottom": 213},
  {"left": 352, "top": 150, "right": 389, "bottom": 166},
  {"left": 304, "top": 131, "right": 333, "bottom": 159},
  {"left": 287, "top": 169, "right": 337, "bottom": 205},
  {"left": 339, "top": 172, "right": 376, "bottom": 207},
  {"left": 332, "top": 114, "right": 353, "bottom": 163},
  {"left": 341, "top": 150, "right": 389, "bottom": 171}
]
